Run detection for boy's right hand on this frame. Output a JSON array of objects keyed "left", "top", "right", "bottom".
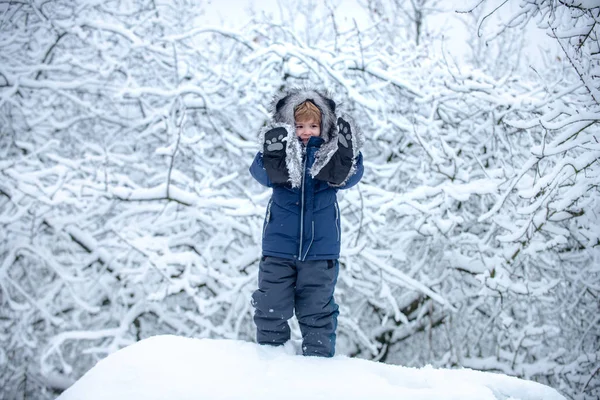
[
  {"left": 262, "top": 127, "right": 290, "bottom": 185},
  {"left": 264, "top": 127, "right": 287, "bottom": 155}
]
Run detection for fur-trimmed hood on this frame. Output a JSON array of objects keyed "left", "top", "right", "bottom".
[{"left": 272, "top": 88, "right": 337, "bottom": 143}]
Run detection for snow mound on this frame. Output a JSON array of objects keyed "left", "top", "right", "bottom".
[{"left": 57, "top": 335, "right": 565, "bottom": 400}]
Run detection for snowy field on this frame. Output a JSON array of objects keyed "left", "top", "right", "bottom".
[{"left": 57, "top": 335, "right": 566, "bottom": 400}]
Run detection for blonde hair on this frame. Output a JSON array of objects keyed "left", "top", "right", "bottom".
[{"left": 294, "top": 101, "right": 321, "bottom": 124}]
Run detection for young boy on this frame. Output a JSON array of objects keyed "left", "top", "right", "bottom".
[{"left": 249, "top": 88, "right": 364, "bottom": 357}]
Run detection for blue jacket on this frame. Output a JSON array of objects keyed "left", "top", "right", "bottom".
[{"left": 250, "top": 136, "right": 364, "bottom": 261}]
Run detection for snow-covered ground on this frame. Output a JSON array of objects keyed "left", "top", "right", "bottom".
[{"left": 57, "top": 335, "right": 566, "bottom": 400}]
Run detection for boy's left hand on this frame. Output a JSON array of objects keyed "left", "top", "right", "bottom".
[
  {"left": 337, "top": 117, "right": 353, "bottom": 158},
  {"left": 314, "top": 117, "right": 360, "bottom": 186}
]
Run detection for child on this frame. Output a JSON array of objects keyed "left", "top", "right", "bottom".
[{"left": 249, "top": 88, "right": 364, "bottom": 357}]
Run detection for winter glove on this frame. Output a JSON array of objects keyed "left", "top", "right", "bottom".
[
  {"left": 264, "top": 127, "right": 287, "bottom": 154},
  {"left": 314, "top": 117, "right": 356, "bottom": 185},
  {"left": 262, "top": 127, "right": 290, "bottom": 185},
  {"left": 336, "top": 117, "right": 354, "bottom": 159}
]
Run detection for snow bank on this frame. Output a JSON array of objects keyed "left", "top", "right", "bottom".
[{"left": 57, "top": 335, "right": 565, "bottom": 400}]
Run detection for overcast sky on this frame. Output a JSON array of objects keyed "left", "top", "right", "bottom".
[{"left": 197, "top": 0, "right": 558, "bottom": 69}]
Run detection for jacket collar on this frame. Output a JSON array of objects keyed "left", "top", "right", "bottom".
[{"left": 306, "top": 136, "right": 324, "bottom": 148}]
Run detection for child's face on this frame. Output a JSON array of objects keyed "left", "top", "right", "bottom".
[{"left": 295, "top": 118, "right": 321, "bottom": 145}]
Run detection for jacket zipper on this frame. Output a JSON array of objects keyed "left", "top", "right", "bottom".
[
  {"left": 298, "top": 155, "right": 307, "bottom": 259},
  {"left": 334, "top": 202, "right": 340, "bottom": 242},
  {"left": 303, "top": 221, "right": 315, "bottom": 261}
]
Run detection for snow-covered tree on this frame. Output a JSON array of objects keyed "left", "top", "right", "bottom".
[{"left": 0, "top": 0, "right": 597, "bottom": 399}]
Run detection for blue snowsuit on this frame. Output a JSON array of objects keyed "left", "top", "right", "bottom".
[
  {"left": 250, "top": 91, "right": 364, "bottom": 357},
  {"left": 250, "top": 140, "right": 364, "bottom": 261}
]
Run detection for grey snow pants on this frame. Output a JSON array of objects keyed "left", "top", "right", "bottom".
[{"left": 251, "top": 255, "right": 339, "bottom": 357}]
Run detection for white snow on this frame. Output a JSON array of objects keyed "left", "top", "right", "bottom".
[{"left": 57, "top": 335, "right": 566, "bottom": 400}]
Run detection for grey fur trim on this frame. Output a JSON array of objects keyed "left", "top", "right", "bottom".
[
  {"left": 309, "top": 132, "right": 339, "bottom": 179},
  {"left": 258, "top": 122, "right": 303, "bottom": 188},
  {"left": 285, "top": 127, "right": 304, "bottom": 188},
  {"left": 326, "top": 112, "right": 365, "bottom": 188}
]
